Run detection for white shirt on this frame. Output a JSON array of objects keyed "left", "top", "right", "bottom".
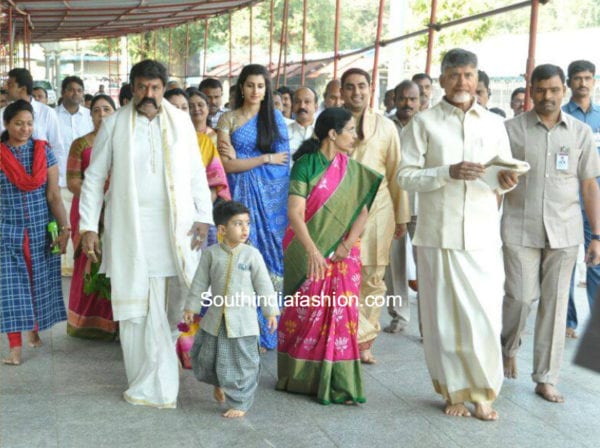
[
  {"left": 398, "top": 99, "right": 512, "bottom": 250},
  {"left": 0, "top": 98, "right": 66, "bottom": 186},
  {"left": 56, "top": 104, "right": 93, "bottom": 149},
  {"left": 133, "top": 114, "right": 177, "bottom": 277},
  {"left": 287, "top": 119, "right": 315, "bottom": 157}
]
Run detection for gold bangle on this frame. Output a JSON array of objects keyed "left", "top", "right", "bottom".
[{"left": 268, "top": 154, "right": 273, "bottom": 164}]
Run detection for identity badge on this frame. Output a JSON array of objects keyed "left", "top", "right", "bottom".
[{"left": 556, "top": 146, "right": 569, "bottom": 171}]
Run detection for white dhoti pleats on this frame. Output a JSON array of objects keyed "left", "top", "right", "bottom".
[
  {"left": 417, "top": 246, "right": 504, "bottom": 404},
  {"left": 120, "top": 277, "right": 180, "bottom": 409}
]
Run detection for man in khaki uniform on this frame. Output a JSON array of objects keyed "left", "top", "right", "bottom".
[
  {"left": 501, "top": 64, "right": 600, "bottom": 403},
  {"left": 340, "top": 68, "right": 410, "bottom": 364}
]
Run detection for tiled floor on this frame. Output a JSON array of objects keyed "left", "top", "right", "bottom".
[{"left": 1, "top": 279, "right": 598, "bottom": 448}]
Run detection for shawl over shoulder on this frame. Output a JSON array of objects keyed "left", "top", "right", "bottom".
[{"left": 79, "top": 101, "right": 213, "bottom": 320}]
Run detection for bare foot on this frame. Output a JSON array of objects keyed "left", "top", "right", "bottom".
[
  {"left": 383, "top": 319, "right": 406, "bottom": 334},
  {"left": 444, "top": 402, "right": 471, "bottom": 417},
  {"left": 473, "top": 402, "right": 499, "bottom": 421},
  {"left": 2, "top": 347, "right": 22, "bottom": 366},
  {"left": 27, "top": 331, "right": 42, "bottom": 348},
  {"left": 213, "top": 387, "right": 225, "bottom": 403},
  {"left": 360, "top": 349, "right": 377, "bottom": 364},
  {"left": 223, "top": 409, "right": 245, "bottom": 418},
  {"left": 565, "top": 327, "right": 578, "bottom": 339},
  {"left": 535, "top": 383, "right": 564, "bottom": 403},
  {"left": 503, "top": 355, "right": 517, "bottom": 379}
]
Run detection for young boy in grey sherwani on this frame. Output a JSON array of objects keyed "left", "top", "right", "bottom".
[{"left": 183, "top": 201, "right": 279, "bottom": 418}]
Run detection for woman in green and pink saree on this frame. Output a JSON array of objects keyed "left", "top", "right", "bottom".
[{"left": 276, "top": 108, "right": 382, "bottom": 404}]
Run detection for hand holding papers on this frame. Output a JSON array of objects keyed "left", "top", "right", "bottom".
[{"left": 481, "top": 156, "right": 530, "bottom": 190}]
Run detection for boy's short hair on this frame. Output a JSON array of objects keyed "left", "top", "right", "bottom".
[{"left": 213, "top": 201, "right": 250, "bottom": 226}]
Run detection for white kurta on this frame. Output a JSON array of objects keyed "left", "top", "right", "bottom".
[
  {"left": 133, "top": 114, "right": 177, "bottom": 276},
  {"left": 398, "top": 99, "right": 512, "bottom": 404}
]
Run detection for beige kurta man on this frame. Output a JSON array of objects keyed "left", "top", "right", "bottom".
[{"left": 352, "top": 109, "right": 410, "bottom": 351}]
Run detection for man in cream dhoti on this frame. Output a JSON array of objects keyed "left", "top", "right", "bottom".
[
  {"left": 398, "top": 49, "right": 519, "bottom": 421},
  {"left": 79, "top": 60, "right": 213, "bottom": 408},
  {"left": 340, "top": 68, "right": 410, "bottom": 364}
]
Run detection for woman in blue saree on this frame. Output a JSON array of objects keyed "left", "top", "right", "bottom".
[{"left": 217, "top": 64, "right": 290, "bottom": 350}]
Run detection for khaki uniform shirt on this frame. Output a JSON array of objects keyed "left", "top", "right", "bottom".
[
  {"left": 352, "top": 109, "right": 410, "bottom": 265},
  {"left": 502, "top": 111, "right": 600, "bottom": 249},
  {"left": 398, "top": 99, "right": 512, "bottom": 250},
  {"left": 185, "top": 243, "right": 280, "bottom": 338}
]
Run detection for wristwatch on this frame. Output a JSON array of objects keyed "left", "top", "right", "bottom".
[{"left": 591, "top": 234, "right": 600, "bottom": 241}]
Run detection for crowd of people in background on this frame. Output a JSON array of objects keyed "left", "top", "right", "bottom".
[{"left": 1, "top": 49, "right": 599, "bottom": 421}]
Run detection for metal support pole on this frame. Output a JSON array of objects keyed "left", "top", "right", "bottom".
[
  {"left": 23, "top": 15, "right": 29, "bottom": 69},
  {"left": 8, "top": 7, "right": 14, "bottom": 68},
  {"left": 276, "top": 0, "right": 290, "bottom": 88},
  {"left": 153, "top": 31, "right": 157, "bottom": 60},
  {"left": 108, "top": 38, "right": 112, "bottom": 89},
  {"left": 333, "top": 0, "right": 341, "bottom": 79},
  {"left": 371, "top": 0, "right": 386, "bottom": 108},
  {"left": 203, "top": 19, "right": 209, "bottom": 78},
  {"left": 269, "top": 0, "right": 274, "bottom": 69},
  {"left": 168, "top": 28, "right": 172, "bottom": 75},
  {"left": 525, "top": 0, "right": 541, "bottom": 112},
  {"left": 229, "top": 13, "right": 233, "bottom": 81},
  {"left": 301, "top": 0, "right": 308, "bottom": 85},
  {"left": 185, "top": 23, "right": 190, "bottom": 81},
  {"left": 140, "top": 33, "right": 145, "bottom": 59},
  {"left": 249, "top": 6, "right": 253, "bottom": 64},
  {"left": 425, "top": 0, "right": 438, "bottom": 75}
]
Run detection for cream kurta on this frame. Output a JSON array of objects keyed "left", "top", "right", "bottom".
[
  {"left": 398, "top": 100, "right": 512, "bottom": 251},
  {"left": 351, "top": 109, "right": 410, "bottom": 265}
]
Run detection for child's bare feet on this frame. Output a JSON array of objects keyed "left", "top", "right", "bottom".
[
  {"left": 2, "top": 347, "right": 22, "bottom": 366},
  {"left": 213, "top": 387, "right": 225, "bottom": 403},
  {"left": 27, "top": 331, "right": 42, "bottom": 348},
  {"left": 223, "top": 409, "right": 245, "bottom": 418}
]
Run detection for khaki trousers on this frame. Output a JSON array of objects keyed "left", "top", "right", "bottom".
[
  {"left": 502, "top": 243, "right": 578, "bottom": 385},
  {"left": 358, "top": 264, "right": 387, "bottom": 346},
  {"left": 385, "top": 217, "right": 417, "bottom": 325}
]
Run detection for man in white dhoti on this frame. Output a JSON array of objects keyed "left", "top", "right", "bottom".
[
  {"left": 398, "top": 49, "right": 519, "bottom": 421},
  {"left": 79, "top": 60, "right": 213, "bottom": 408}
]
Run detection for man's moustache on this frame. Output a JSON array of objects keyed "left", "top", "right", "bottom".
[
  {"left": 401, "top": 107, "right": 414, "bottom": 112},
  {"left": 297, "top": 108, "right": 308, "bottom": 114},
  {"left": 137, "top": 97, "right": 158, "bottom": 108}
]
